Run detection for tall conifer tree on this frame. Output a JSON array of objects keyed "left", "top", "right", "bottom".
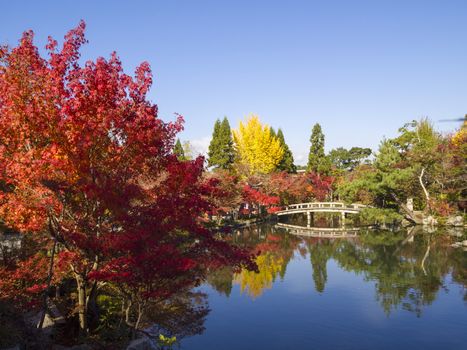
[
  {"left": 277, "top": 128, "right": 296, "bottom": 173},
  {"left": 208, "top": 119, "right": 222, "bottom": 166},
  {"left": 307, "top": 123, "right": 330, "bottom": 174},
  {"left": 208, "top": 117, "right": 235, "bottom": 169},
  {"left": 269, "top": 126, "right": 277, "bottom": 139},
  {"left": 174, "top": 138, "right": 185, "bottom": 160}
]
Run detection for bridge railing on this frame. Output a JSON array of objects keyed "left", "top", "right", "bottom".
[{"left": 281, "top": 202, "right": 366, "bottom": 212}]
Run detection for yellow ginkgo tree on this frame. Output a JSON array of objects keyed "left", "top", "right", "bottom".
[{"left": 233, "top": 114, "right": 284, "bottom": 174}]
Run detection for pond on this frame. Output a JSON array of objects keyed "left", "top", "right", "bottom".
[{"left": 181, "top": 224, "right": 467, "bottom": 350}]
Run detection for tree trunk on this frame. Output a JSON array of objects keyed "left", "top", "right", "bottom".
[
  {"left": 86, "top": 281, "right": 100, "bottom": 330},
  {"left": 419, "top": 167, "right": 431, "bottom": 212},
  {"left": 38, "top": 239, "right": 57, "bottom": 330},
  {"left": 133, "top": 302, "right": 144, "bottom": 339},
  {"left": 76, "top": 274, "right": 87, "bottom": 334},
  {"left": 391, "top": 193, "right": 421, "bottom": 224},
  {"left": 125, "top": 300, "right": 132, "bottom": 325}
]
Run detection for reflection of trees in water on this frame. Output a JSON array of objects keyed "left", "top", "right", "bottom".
[
  {"left": 234, "top": 252, "right": 284, "bottom": 298},
  {"left": 208, "top": 225, "right": 466, "bottom": 316},
  {"left": 207, "top": 267, "right": 234, "bottom": 297},
  {"left": 138, "top": 291, "right": 210, "bottom": 343},
  {"left": 57, "top": 288, "right": 210, "bottom": 347},
  {"left": 331, "top": 228, "right": 461, "bottom": 316},
  {"left": 306, "top": 239, "right": 337, "bottom": 293},
  {"left": 450, "top": 250, "right": 467, "bottom": 302},
  {"left": 208, "top": 225, "right": 301, "bottom": 298},
  {"left": 233, "top": 226, "right": 300, "bottom": 298}
]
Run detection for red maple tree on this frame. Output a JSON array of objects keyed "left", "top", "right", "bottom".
[{"left": 0, "top": 22, "right": 254, "bottom": 334}]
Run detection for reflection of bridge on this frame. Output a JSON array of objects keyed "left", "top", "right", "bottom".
[
  {"left": 276, "top": 202, "right": 367, "bottom": 226},
  {"left": 276, "top": 223, "right": 360, "bottom": 238}
]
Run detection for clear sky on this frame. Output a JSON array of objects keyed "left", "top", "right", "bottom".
[{"left": 2, "top": 0, "right": 466, "bottom": 164}]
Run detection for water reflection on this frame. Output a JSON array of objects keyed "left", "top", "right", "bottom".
[
  {"left": 307, "top": 239, "right": 334, "bottom": 293},
  {"left": 277, "top": 222, "right": 360, "bottom": 237},
  {"left": 232, "top": 225, "right": 301, "bottom": 299},
  {"left": 208, "top": 224, "right": 466, "bottom": 315},
  {"left": 180, "top": 224, "right": 466, "bottom": 349},
  {"left": 1, "top": 224, "right": 466, "bottom": 348},
  {"left": 143, "top": 291, "right": 210, "bottom": 342}
]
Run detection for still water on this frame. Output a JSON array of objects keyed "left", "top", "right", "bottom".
[{"left": 182, "top": 224, "right": 466, "bottom": 350}]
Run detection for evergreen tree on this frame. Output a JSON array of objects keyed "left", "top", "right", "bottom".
[
  {"left": 208, "top": 117, "right": 235, "bottom": 169},
  {"left": 269, "top": 126, "right": 276, "bottom": 139},
  {"left": 307, "top": 123, "right": 330, "bottom": 174},
  {"left": 276, "top": 128, "right": 296, "bottom": 173},
  {"left": 174, "top": 138, "right": 185, "bottom": 160},
  {"left": 208, "top": 119, "right": 222, "bottom": 166},
  {"left": 329, "top": 147, "right": 372, "bottom": 171},
  {"left": 220, "top": 117, "right": 235, "bottom": 167}
]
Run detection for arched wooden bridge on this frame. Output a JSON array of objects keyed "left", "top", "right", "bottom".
[
  {"left": 276, "top": 202, "right": 367, "bottom": 216},
  {"left": 276, "top": 202, "right": 367, "bottom": 226}
]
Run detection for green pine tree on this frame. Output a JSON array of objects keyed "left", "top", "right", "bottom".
[
  {"left": 208, "top": 117, "right": 235, "bottom": 169},
  {"left": 307, "top": 123, "right": 330, "bottom": 174},
  {"left": 276, "top": 128, "right": 296, "bottom": 173},
  {"left": 329, "top": 147, "right": 372, "bottom": 171},
  {"left": 174, "top": 138, "right": 185, "bottom": 160},
  {"left": 208, "top": 119, "right": 222, "bottom": 167},
  {"left": 269, "top": 126, "right": 276, "bottom": 139}
]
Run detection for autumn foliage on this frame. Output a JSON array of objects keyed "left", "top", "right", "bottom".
[
  {"left": 0, "top": 21, "right": 254, "bottom": 335},
  {"left": 233, "top": 114, "right": 284, "bottom": 174},
  {"left": 1, "top": 19, "right": 464, "bottom": 348},
  {"left": 205, "top": 170, "right": 335, "bottom": 221}
]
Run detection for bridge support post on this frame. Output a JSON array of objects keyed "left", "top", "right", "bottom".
[
  {"left": 307, "top": 212, "right": 311, "bottom": 227},
  {"left": 341, "top": 212, "right": 345, "bottom": 227}
]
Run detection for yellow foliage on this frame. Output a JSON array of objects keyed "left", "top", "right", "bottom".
[
  {"left": 451, "top": 123, "right": 466, "bottom": 148},
  {"left": 232, "top": 114, "right": 284, "bottom": 174},
  {"left": 234, "top": 252, "right": 284, "bottom": 299}
]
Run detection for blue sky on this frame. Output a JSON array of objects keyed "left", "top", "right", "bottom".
[{"left": 2, "top": 0, "right": 466, "bottom": 164}]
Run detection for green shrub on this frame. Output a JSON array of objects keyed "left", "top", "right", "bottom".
[{"left": 357, "top": 208, "right": 403, "bottom": 226}]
